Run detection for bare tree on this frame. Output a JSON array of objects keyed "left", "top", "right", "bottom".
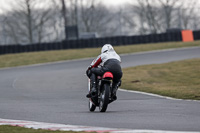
[
  {"left": 123, "top": 1, "right": 144, "bottom": 35},
  {"left": 79, "top": 0, "right": 113, "bottom": 36},
  {"left": 179, "top": 0, "right": 197, "bottom": 29},
  {"left": 125, "top": 0, "right": 162, "bottom": 35},
  {"left": 144, "top": 0, "right": 161, "bottom": 33},
  {"left": 158, "top": 0, "right": 181, "bottom": 30},
  {"left": 68, "top": 0, "right": 79, "bottom": 26},
  {"left": 0, "top": 16, "right": 8, "bottom": 44},
  {"left": 132, "top": 2, "right": 147, "bottom": 35},
  {"left": 60, "top": 0, "right": 79, "bottom": 26},
  {"left": 191, "top": 8, "right": 200, "bottom": 30},
  {"left": 4, "top": 0, "right": 56, "bottom": 44},
  {"left": 61, "top": 0, "right": 68, "bottom": 27}
]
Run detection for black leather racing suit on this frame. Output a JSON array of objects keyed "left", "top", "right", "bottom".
[
  {"left": 88, "top": 49, "right": 122, "bottom": 94},
  {"left": 90, "top": 59, "right": 122, "bottom": 84}
]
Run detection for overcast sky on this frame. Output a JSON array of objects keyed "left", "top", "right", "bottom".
[
  {"left": 0, "top": 0, "right": 133, "bottom": 15},
  {"left": 0, "top": 0, "right": 199, "bottom": 15}
]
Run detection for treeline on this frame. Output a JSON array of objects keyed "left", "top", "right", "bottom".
[{"left": 0, "top": 0, "right": 199, "bottom": 45}]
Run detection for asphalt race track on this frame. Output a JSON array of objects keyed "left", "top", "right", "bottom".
[{"left": 0, "top": 47, "right": 200, "bottom": 132}]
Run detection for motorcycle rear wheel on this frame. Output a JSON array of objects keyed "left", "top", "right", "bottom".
[{"left": 99, "top": 83, "right": 110, "bottom": 112}]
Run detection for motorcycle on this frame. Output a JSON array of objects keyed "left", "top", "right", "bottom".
[{"left": 88, "top": 72, "right": 117, "bottom": 112}]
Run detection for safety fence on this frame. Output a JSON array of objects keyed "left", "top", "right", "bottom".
[{"left": 0, "top": 30, "right": 199, "bottom": 55}]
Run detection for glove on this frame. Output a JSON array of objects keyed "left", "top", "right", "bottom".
[
  {"left": 86, "top": 65, "right": 92, "bottom": 77},
  {"left": 87, "top": 65, "right": 92, "bottom": 70}
]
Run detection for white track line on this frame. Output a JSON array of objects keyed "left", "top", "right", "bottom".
[
  {"left": 0, "top": 118, "right": 200, "bottom": 133},
  {"left": 119, "top": 89, "right": 200, "bottom": 102}
]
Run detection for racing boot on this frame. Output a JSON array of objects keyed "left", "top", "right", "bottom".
[
  {"left": 86, "top": 82, "right": 97, "bottom": 98},
  {"left": 111, "top": 81, "right": 121, "bottom": 100},
  {"left": 111, "top": 84, "right": 118, "bottom": 101}
]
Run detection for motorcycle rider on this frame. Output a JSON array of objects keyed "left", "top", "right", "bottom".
[{"left": 86, "top": 44, "right": 123, "bottom": 99}]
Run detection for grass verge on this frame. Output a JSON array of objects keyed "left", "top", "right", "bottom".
[
  {"left": 121, "top": 58, "right": 200, "bottom": 100},
  {"left": 0, "top": 41, "right": 200, "bottom": 68},
  {"left": 0, "top": 125, "right": 96, "bottom": 133}
]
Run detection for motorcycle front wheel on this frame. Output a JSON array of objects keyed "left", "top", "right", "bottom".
[{"left": 99, "top": 83, "right": 110, "bottom": 112}]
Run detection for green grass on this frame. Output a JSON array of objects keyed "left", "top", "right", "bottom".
[
  {"left": 121, "top": 58, "right": 200, "bottom": 100},
  {"left": 0, "top": 125, "right": 97, "bottom": 133},
  {"left": 0, "top": 41, "right": 199, "bottom": 68}
]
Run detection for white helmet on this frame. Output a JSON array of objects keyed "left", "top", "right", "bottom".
[{"left": 101, "top": 44, "right": 114, "bottom": 54}]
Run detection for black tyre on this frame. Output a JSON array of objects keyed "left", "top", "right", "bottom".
[
  {"left": 99, "top": 83, "right": 110, "bottom": 112},
  {"left": 89, "top": 99, "right": 96, "bottom": 112}
]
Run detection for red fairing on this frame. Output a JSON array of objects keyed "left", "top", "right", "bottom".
[
  {"left": 92, "top": 57, "right": 102, "bottom": 68},
  {"left": 103, "top": 72, "right": 113, "bottom": 79}
]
